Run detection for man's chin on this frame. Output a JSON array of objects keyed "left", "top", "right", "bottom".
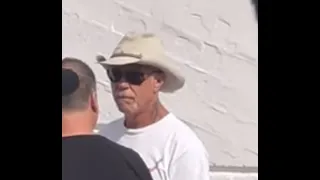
[
  {"left": 118, "top": 106, "right": 140, "bottom": 116},
  {"left": 117, "top": 105, "right": 132, "bottom": 114}
]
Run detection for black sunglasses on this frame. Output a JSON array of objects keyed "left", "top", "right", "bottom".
[{"left": 107, "top": 68, "right": 161, "bottom": 85}]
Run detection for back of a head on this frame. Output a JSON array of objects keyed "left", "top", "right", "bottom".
[{"left": 62, "top": 57, "right": 96, "bottom": 112}]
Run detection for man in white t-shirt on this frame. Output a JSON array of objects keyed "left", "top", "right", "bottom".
[{"left": 96, "top": 32, "right": 210, "bottom": 180}]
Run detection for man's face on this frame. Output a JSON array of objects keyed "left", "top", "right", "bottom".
[{"left": 107, "top": 64, "right": 163, "bottom": 115}]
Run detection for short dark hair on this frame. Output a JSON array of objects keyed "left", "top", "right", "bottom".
[{"left": 62, "top": 57, "right": 96, "bottom": 111}]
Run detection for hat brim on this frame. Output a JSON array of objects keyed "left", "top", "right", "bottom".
[
  {"left": 98, "top": 56, "right": 140, "bottom": 66},
  {"left": 97, "top": 55, "right": 185, "bottom": 93}
]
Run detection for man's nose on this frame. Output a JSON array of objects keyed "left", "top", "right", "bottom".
[{"left": 114, "top": 78, "right": 129, "bottom": 90}]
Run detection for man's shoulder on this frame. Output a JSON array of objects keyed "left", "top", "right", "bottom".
[
  {"left": 62, "top": 134, "right": 121, "bottom": 152},
  {"left": 62, "top": 134, "right": 108, "bottom": 146},
  {"left": 62, "top": 135, "right": 152, "bottom": 180},
  {"left": 165, "top": 115, "right": 210, "bottom": 178},
  {"left": 168, "top": 114, "right": 201, "bottom": 141},
  {"left": 168, "top": 114, "right": 208, "bottom": 154},
  {"left": 62, "top": 134, "right": 132, "bottom": 155}
]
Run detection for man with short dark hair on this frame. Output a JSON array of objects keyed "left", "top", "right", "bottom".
[
  {"left": 97, "top": 33, "right": 210, "bottom": 180},
  {"left": 62, "top": 57, "right": 152, "bottom": 180}
]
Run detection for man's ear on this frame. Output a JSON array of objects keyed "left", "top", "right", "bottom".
[
  {"left": 153, "top": 73, "right": 165, "bottom": 92},
  {"left": 90, "top": 92, "right": 99, "bottom": 113}
]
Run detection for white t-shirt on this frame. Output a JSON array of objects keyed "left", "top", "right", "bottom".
[{"left": 99, "top": 113, "right": 210, "bottom": 180}]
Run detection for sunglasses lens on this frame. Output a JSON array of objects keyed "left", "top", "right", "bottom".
[
  {"left": 126, "top": 71, "right": 144, "bottom": 85},
  {"left": 107, "top": 68, "right": 146, "bottom": 85},
  {"left": 107, "top": 69, "right": 122, "bottom": 82}
]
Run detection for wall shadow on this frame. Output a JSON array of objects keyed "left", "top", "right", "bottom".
[{"left": 251, "top": 0, "right": 258, "bottom": 20}]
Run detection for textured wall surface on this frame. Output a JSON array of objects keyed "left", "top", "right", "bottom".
[{"left": 62, "top": 0, "right": 258, "bottom": 178}]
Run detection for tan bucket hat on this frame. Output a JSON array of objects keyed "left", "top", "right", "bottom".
[{"left": 97, "top": 32, "right": 185, "bottom": 93}]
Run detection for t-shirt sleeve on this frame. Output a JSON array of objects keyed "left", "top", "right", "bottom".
[
  {"left": 169, "top": 147, "right": 211, "bottom": 180},
  {"left": 123, "top": 148, "right": 153, "bottom": 180}
]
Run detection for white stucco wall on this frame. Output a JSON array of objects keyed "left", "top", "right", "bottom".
[{"left": 62, "top": 0, "right": 258, "bottom": 179}]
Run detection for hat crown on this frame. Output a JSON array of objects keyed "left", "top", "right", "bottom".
[
  {"left": 97, "top": 32, "right": 185, "bottom": 93},
  {"left": 112, "top": 33, "right": 166, "bottom": 61}
]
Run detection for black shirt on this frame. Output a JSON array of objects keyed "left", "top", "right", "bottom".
[{"left": 62, "top": 134, "right": 152, "bottom": 180}]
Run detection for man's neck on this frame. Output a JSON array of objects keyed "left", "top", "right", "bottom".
[
  {"left": 62, "top": 111, "right": 96, "bottom": 137},
  {"left": 62, "top": 131, "right": 94, "bottom": 138},
  {"left": 124, "top": 102, "right": 168, "bottom": 129}
]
